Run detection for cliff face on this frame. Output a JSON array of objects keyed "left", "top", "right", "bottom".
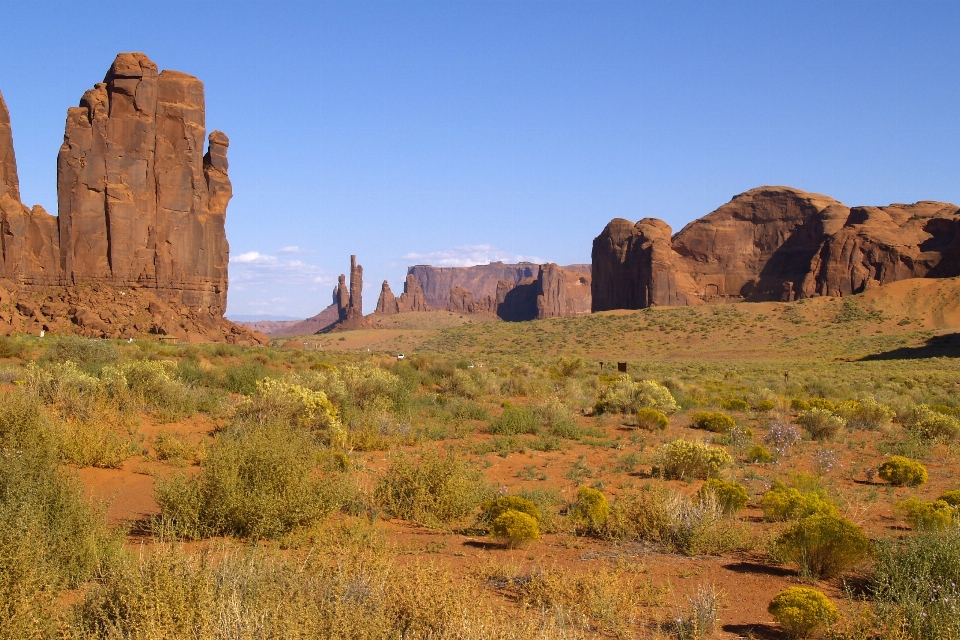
[
  {"left": 0, "top": 54, "right": 265, "bottom": 345},
  {"left": 592, "top": 186, "right": 960, "bottom": 310},
  {"left": 408, "top": 262, "right": 539, "bottom": 310}
]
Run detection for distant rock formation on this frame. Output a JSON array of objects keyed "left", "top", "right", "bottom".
[
  {"left": 397, "top": 274, "right": 429, "bottom": 312},
  {"left": 592, "top": 186, "right": 960, "bottom": 310},
  {"left": 332, "top": 255, "right": 365, "bottom": 328},
  {"left": 446, "top": 286, "right": 496, "bottom": 315},
  {"left": 0, "top": 54, "right": 264, "bottom": 344},
  {"left": 238, "top": 303, "right": 339, "bottom": 337},
  {"left": 536, "top": 263, "right": 592, "bottom": 319},
  {"left": 408, "top": 262, "right": 541, "bottom": 310},
  {"left": 376, "top": 281, "right": 398, "bottom": 315}
]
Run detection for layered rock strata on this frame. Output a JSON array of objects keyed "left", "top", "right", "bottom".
[
  {"left": 592, "top": 186, "right": 960, "bottom": 310},
  {"left": 0, "top": 55, "right": 265, "bottom": 344}
]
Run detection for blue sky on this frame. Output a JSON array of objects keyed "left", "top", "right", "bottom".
[{"left": 2, "top": 1, "right": 959, "bottom": 318}]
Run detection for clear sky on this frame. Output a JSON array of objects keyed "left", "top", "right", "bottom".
[{"left": 2, "top": 1, "right": 959, "bottom": 319}]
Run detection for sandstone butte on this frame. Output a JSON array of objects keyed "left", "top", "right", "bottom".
[
  {"left": 592, "top": 185, "right": 960, "bottom": 311},
  {"left": 0, "top": 53, "right": 266, "bottom": 344}
]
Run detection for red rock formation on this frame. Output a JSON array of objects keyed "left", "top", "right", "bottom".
[
  {"left": 397, "top": 274, "right": 429, "bottom": 312},
  {"left": 592, "top": 186, "right": 960, "bottom": 310},
  {"left": 57, "top": 53, "right": 231, "bottom": 315},
  {"left": 446, "top": 286, "right": 474, "bottom": 313},
  {"left": 376, "top": 280, "right": 398, "bottom": 315},
  {"left": 0, "top": 55, "right": 266, "bottom": 345},
  {"left": 332, "top": 255, "right": 365, "bottom": 329},
  {"left": 536, "top": 263, "right": 592, "bottom": 319},
  {"left": 238, "top": 303, "right": 339, "bottom": 337},
  {"left": 409, "top": 262, "right": 540, "bottom": 310}
]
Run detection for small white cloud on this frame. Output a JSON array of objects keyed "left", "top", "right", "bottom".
[
  {"left": 232, "top": 251, "right": 271, "bottom": 264},
  {"left": 403, "top": 244, "right": 545, "bottom": 268},
  {"left": 277, "top": 245, "right": 315, "bottom": 255}
]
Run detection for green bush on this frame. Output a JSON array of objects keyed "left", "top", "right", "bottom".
[
  {"left": 837, "top": 398, "right": 894, "bottom": 431},
  {"left": 904, "top": 404, "right": 960, "bottom": 442},
  {"left": 899, "top": 497, "right": 955, "bottom": 531},
  {"left": 491, "top": 510, "right": 540, "bottom": 547},
  {"left": 690, "top": 411, "right": 736, "bottom": 433},
  {"left": 719, "top": 397, "right": 750, "bottom": 412},
  {"left": 746, "top": 444, "right": 774, "bottom": 463},
  {"left": 155, "top": 421, "right": 349, "bottom": 539},
  {"left": 375, "top": 449, "right": 491, "bottom": 528},
  {"left": 569, "top": 486, "right": 609, "bottom": 533},
  {"left": 488, "top": 404, "right": 541, "bottom": 436},
  {"left": 636, "top": 407, "right": 669, "bottom": 431},
  {"left": 760, "top": 476, "right": 838, "bottom": 522},
  {"left": 753, "top": 398, "right": 777, "bottom": 412},
  {"left": 796, "top": 408, "right": 845, "bottom": 441},
  {"left": 697, "top": 479, "right": 749, "bottom": 516},
  {"left": 659, "top": 439, "right": 732, "bottom": 480},
  {"left": 791, "top": 398, "right": 811, "bottom": 411},
  {"left": 878, "top": 456, "right": 928, "bottom": 487},
  {"left": 595, "top": 376, "right": 678, "bottom": 415},
  {"left": 873, "top": 528, "right": 960, "bottom": 639},
  {"left": 768, "top": 587, "right": 839, "bottom": 638},
  {"left": 773, "top": 513, "right": 869, "bottom": 579},
  {"left": 43, "top": 336, "right": 119, "bottom": 368}
]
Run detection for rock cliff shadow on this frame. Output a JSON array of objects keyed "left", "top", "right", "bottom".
[{"left": 860, "top": 333, "right": 960, "bottom": 360}]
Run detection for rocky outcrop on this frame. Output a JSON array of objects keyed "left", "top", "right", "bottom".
[
  {"left": 57, "top": 53, "right": 231, "bottom": 315},
  {"left": 496, "top": 277, "right": 538, "bottom": 321},
  {"left": 408, "top": 262, "right": 540, "bottom": 310},
  {"left": 0, "top": 54, "right": 266, "bottom": 345},
  {"left": 376, "top": 281, "right": 398, "bottom": 315},
  {"left": 536, "top": 263, "right": 592, "bottom": 319},
  {"left": 397, "top": 274, "right": 429, "bottom": 312},
  {"left": 446, "top": 286, "right": 496, "bottom": 315},
  {"left": 332, "top": 255, "right": 365, "bottom": 329},
  {"left": 592, "top": 186, "right": 960, "bottom": 310},
  {"left": 238, "top": 303, "right": 339, "bottom": 337}
]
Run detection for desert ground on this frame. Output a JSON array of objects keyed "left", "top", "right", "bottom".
[{"left": 6, "top": 278, "right": 960, "bottom": 639}]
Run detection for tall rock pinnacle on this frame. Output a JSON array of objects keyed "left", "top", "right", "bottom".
[
  {"left": 57, "top": 52, "right": 231, "bottom": 315},
  {"left": 0, "top": 92, "right": 20, "bottom": 203}
]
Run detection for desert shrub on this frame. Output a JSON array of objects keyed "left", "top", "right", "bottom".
[
  {"left": 217, "top": 360, "right": 268, "bottom": 395},
  {"left": 569, "top": 486, "right": 609, "bottom": 533},
  {"left": 636, "top": 407, "right": 669, "bottom": 431},
  {"left": 491, "top": 510, "right": 540, "bottom": 547},
  {"left": 873, "top": 528, "right": 960, "bottom": 640},
  {"left": 0, "top": 335, "right": 25, "bottom": 359},
  {"left": 58, "top": 419, "right": 142, "bottom": 468},
  {"left": 899, "top": 497, "right": 956, "bottom": 531},
  {"left": 450, "top": 399, "right": 490, "bottom": 421},
  {"left": 515, "top": 488, "right": 562, "bottom": 533},
  {"left": 533, "top": 397, "right": 578, "bottom": 434},
  {"left": 155, "top": 421, "right": 349, "bottom": 539},
  {"left": 608, "top": 488, "right": 747, "bottom": 555},
  {"left": 436, "top": 369, "right": 491, "bottom": 400},
  {"left": 690, "top": 411, "right": 736, "bottom": 433},
  {"left": 550, "top": 356, "right": 585, "bottom": 378},
  {"left": 773, "top": 513, "right": 869, "bottom": 579},
  {"left": 697, "top": 478, "right": 749, "bottom": 516},
  {"left": 791, "top": 398, "right": 811, "bottom": 411},
  {"left": 595, "top": 376, "right": 678, "bottom": 415},
  {"left": 659, "top": 439, "right": 732, "bottom": 480},
  {"left": 839, "top": 398, "right": 895, "bottom": 431},
  {"left": 479, "top": 495, "right": 541, "bottom": 526},
  {"left": 808, "top": 398, "right": 835, "bottom": 412},
  {"left": 488, "top": 404, "right": 541, "bottom": 435},
  {"left": 375, "top": 449, "right": 491, "bottom": 527},
  {"left": 768, "top": 587, "right": 839, "bottom": 638},
  {"left": 719, "top": 397, "right": 749, "bottom": 412},
  {"left": 746, "top": 444, "right": 774, "bottom": 463},
  {"left": 940, "top": 490, "right": 960, "bottom": 507},
  {"left": 760, "top": 476, "right": 838, "bottom": 522},
  {"left": 43, "top": 336, "right": 119, "bottom": 368},
  {"left": 753, "top": 398, "right": 776, "bottom": 412},
  {"left": 235, "top": 378, "right": 341, "bottom": 443},
  {"left": 904, "top": 404, "right": 960, "bottom": 442},
  {"left": 668, "top": 584, "right": 721, "bottom": 640},
  {"left": 764, "top": 419, "right": 802, "bottom": 457},
  {"left": 0, "top": 391, "right": 120, "bottom": 636},
  {"left": 797, "top": 408, "right": 845, "bottom": 440},
  {"left": 154, "top": 431, "right": 205, "bottom": 463},
  {"left": 878, "top": 456, "right": 928, "bottom": 487}
]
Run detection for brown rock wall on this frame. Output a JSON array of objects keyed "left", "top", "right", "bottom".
[{"left": 593, "top": 186, "right": 960, "bottom": 310}]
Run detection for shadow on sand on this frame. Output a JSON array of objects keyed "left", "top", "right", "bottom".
[{"left": 860, "top": 332, "right": 960, "bottom": 360}]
